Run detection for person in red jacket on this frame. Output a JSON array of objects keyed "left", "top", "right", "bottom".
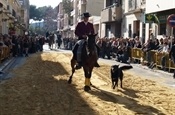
[{"left": 74, "top": 12, "right": 100, "bottom": 69}]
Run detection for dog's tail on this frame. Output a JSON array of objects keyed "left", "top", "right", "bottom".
[{"left": 120, "top": 65, "right": 133, "bottom": 71}]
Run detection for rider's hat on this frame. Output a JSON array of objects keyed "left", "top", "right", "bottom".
[{"left": 82, "top": 12, "right": 91, "bottom": 18}]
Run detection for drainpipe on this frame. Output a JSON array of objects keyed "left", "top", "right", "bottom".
[{"left": 99, "top": 19, "right": 102, "bottom": 38}]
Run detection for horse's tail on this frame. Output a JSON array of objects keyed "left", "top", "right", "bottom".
[{"left": 119, "top": 65, "right": 133, "bottom": 71}]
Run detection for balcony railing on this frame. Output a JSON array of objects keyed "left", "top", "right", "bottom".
[{"left": 101, "top": 4, "right": 122, "bottom": 23}]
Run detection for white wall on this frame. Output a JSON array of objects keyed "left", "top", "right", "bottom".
[
  {"left": 100, "top": 23, "right": 106, "bottom": 38},
  {"left": 86, "top": 0, "right": 104, "bottom": 16},
  {"left": 123, "top": 13, "right": 144, "bottom": 38},
  {"left": 146, "top": 0, "right": 175, "bottom": 14}
]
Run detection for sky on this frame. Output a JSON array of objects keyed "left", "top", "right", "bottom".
[{"left": 29, "top": 0, "right": 62, "bottom": 8}]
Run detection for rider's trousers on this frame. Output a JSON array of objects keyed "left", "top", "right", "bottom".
[{"left": 77, "top": 39, "right": 86, "bottom": 62}]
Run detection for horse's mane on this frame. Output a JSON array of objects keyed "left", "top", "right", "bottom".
[{"left": 81, "top": 34, "right": 97, "bottom": 63}]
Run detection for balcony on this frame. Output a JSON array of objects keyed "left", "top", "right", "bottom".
[
  {"left": 101, "top": 4, "right": 122, "bottom": 23},
  {"left": 127, "top": 0, "right": 145, "bottom": 14}
]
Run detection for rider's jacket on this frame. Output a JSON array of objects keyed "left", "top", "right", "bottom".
[{"left": 75, "top": 21, "right": 94, "bottom": 40}]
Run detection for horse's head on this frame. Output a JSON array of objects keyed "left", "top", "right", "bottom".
[{"left": 87, "top": 33, "right": 98, "bottom": 51}]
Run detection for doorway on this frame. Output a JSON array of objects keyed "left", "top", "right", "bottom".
[
  {"left": 106, "top": 24, "right": 111, "bottom": 38},
  {"left": 133, "top": 20, "right": 140, "bottom": 38}
]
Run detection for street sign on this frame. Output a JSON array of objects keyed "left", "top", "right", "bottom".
[{"left": 167, "top": 14, "right": 175, "bottom": 28}]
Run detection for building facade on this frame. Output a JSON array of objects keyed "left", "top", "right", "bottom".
[
  {"left": 122, "top": 0, "right": 146, "bottom": 42},
  {"left": 100, "top": 0, "right": 123, "bottom": 38},
  {"left": 86, "top": 0, "right": 104, "bottom": 35},
  {"left": 0, "top": 0, "right": 27, "bottom": 35},
  {"left": 61, "top": 0, "right": 104, "bottom": 38},
  {"left": 57, "top": 2, "right": 63, "bottom": 31},
  {"left": 76, "top": 0, "right": 103, "bottom": 37},
  {"left": 19, "top": 0, "right": 30, "bottom": 30},
  {"left": 70, "top": 0, "right": 78, "bottom": 37},
  {"left": 145, "top": 0, "right": 175, "bottom": 39}
]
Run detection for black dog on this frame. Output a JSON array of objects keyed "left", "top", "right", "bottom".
[{"left": 111, "top": 65, "right": 133, "bottom": 89}]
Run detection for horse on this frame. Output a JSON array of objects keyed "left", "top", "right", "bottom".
[{"left": 68, "top": 34, "right": 98, "bottom": 91}]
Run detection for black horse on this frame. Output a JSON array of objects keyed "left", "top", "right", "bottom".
[{"left": 68, "top": 34, "right": 98, "bottom": 91}]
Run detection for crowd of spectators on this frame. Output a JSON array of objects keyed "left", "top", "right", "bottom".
[
  {"left": 0, "top": 34, "right": 45, "bottom": 58},
  {"left": 1, "top": 33, "right": 174, "bottom": 74},
  {"left": 62, "top": 36, "right": 175, "bottom": 72}
]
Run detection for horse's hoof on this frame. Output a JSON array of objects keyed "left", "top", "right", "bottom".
[
  {"left": 68, "top": 79, "right": 72, "bottom": 84},
  {"left": 84, "top": 86, "right": 91, "bottom": 92}
]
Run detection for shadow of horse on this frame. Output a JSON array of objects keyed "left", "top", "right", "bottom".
[
  {"left": 0, "top": 52, "right": 98, "bottom": 115},
  {"left": 89, "top": 85, "right": 165, "bottom": 115}
]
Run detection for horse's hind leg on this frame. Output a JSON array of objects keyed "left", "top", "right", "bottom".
[{"left": 68, "top": 59, "right": 76, "bottom": 84}]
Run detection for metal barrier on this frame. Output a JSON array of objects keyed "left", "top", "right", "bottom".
[
  {"left": 131, "top": 48, "right": 143, "bottom": 61},
  {"left": 131, "top": 48, "right": 175, "bottom": 71},
  {"left": 155, "top": 52, "right": 169, "bottom": 69},
  {"left": 169, "top": 59, "right": 175, "bottom": 72},
  {"left": 0, "top": 47, "right": 11, "bottom": 63}
]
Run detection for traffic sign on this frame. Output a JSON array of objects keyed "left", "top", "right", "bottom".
[{"left": 167, "top": 14, "right": 175, "bottom": 28}]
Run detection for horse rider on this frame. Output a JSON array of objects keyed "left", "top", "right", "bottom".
[{"left": 74, "top": 12, "right": 100, "bottom": 69}]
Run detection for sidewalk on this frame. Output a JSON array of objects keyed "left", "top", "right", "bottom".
[{"left": 0, "top": 57, "right": 16, "bottom": 80}]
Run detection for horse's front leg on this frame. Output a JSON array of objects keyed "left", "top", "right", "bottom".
[
  {"left": 68, "top": 58, "right": 76, "bottom": 84},
  {"left": 84, "top": 67, "right": 93, "bottom": 91}
]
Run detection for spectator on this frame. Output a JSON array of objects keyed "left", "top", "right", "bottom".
[{"left": 161, "top": 42, "right": 169, "bottom": 70}]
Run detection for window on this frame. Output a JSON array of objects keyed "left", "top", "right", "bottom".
[
  {"left": 128, "top": 0, "right": 133, "bottom": 10},
  {"left": 106, "top": 0, "right": 122, "bottom": 7}
]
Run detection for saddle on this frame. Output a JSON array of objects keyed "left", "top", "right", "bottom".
[{"left": 72, "top": 42, "right": 88, "bottom": 61}]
